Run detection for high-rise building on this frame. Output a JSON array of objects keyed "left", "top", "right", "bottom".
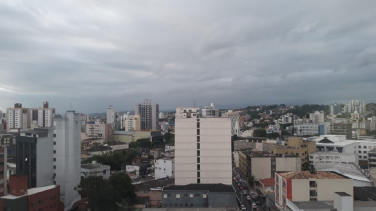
[
  {"left": 6, "top": 102, "right": 55, "bottom": 133},
  {"left": 54, "top": 111, "right": 81, "bottom": 209},
  {"left": 0, "top": 134, "right": 16, "bottom": 196},
  {"left": 16, "top": 128, "right": 54, "bottom": 188},
  {"left": 309, "top": 111, "right": 324, "bottom": 123},
  {"left": 135, "top": 99, "right": 159, "bottom": 130},
  {"left": 16, "top": 111, "right": 81, "bottom": 210},
  {"left": 222, "top": 110, "right": 241, "bottom": 135},
  {"left": 174, "top": 107, "right": 231, "bottom": 185},
  {"left": 106, "top": 105, "right": 115, "bottom": 128}
]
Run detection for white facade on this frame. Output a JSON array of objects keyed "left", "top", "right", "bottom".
[
  {"left": 126, "top": 165, "right": 140, "bottom": 176},
  {"left": 201, "top": 103, "right": 220, "bottom": 118},
  {"left": 309, "top": 152, "right": 357, "bottom": 164},
  {"left": 154, "top": 158, "right": 175, "bottom": 179},
  {"left": 106, "top": 105, "right": 115, "bottom": 128},
  {"left": 309, "top": 111, "right": 324, "bottom": 123},
  {"left": 54, "top": 111, "right": 81, "bottom": 210},
  {"left": 175, "top": 107, "right": 232, "bottom": 185},
  {"left": 86, "top": 119, "right": 105, "bottom": 137},
  {"left": 296, "top": 124, "right": 319, "bottom": 135},
  {"left": 81, "top": 161, "right": 111, "bottom": 179},
  {"left": 124, "top": 114, "right": 141, "bottom": 131},
  {"left": 222, "top": 110, "right": 241, "bottom": 136},
  {"left": 159, "top": 112, "right": 165, "bottom": 119}
]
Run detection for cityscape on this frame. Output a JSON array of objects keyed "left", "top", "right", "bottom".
[
  {"left": 1, "top": 1, "right": 376, "bottom": 211},
  {"left": 1, "top": 99, "right": 376, "bottom": 211}
]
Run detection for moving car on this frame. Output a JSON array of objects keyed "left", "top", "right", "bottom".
[{"left": 252, "top": 202, "right": 257, "bottom": 208}]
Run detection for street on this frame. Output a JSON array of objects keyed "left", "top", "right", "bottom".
[{"left": 233, "top": 168, "right": 267, "bottom": 211}]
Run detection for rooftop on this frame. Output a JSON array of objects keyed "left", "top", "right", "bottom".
[
  {"left": 335, "top": 192, "right": 351, "bottom": 196},
  {"left": 87, "top": 145, "right": 112, "bottom": 152},
  {"left": 314, "top": 163, "right": 370, "bottom": 182},
  {"left": 135, "top": 178, "right": 174, "bottom": 192},
  {"left": 289, "top": 201, "right": 334, "bottom": 210},
  {"left": 278, "top": 171, "right": 347, "bottom": 180},
  {"left": 241, "top": 150, "right": 297, "bottom": 158},
  {"left": 1, "top": 185, "right": 57, "bottom": 200},
  {"left": 163, "top": 184, "right": 234, "bottom": 193},
  {"left": 259, "top": 177, "right": 275, "bottom": 187},
  {"left": 354, "top": 187, "right": 376, "bottom": 201}
]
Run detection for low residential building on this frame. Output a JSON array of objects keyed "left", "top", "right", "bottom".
[
  {"left": 107, "top": 141, "right": 129, "bottom": 151},
  {"left": 86, "top": 145, "right": 113, "bottom": 156},
  {"left": 154, "top": 158, "right": 175, "bottom": 180},
  {"left": 135, "top": 178, "right": 174, "bottom": 208},
  {"left": 81, "top": 161, "right": 111, "bottom": 179},
  {"left": 309, "top": 151, "right": 358, "bottom": 164},
  {"left": 162, "top": 184, "right": 236, "bottom": 208},
  {"left": 275, "top": 171, "right": 353, "bottom": 211},
  {"left": 259, "top": 177, "right": 275, "bottom": 195},
  {"left": 0, "top": 174, "right": 63, "bottom": 211},
  {"left": 272, "top": 137, "right": 316, "bottom": 167},
  {"left": 239, "top": 150, "right": 301, "bottom": 180}
]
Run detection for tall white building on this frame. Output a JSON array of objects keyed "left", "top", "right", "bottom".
[
  {"left": 222, "top": 110, "right": 241, "bottom": 136},
  {"left": 175, "top": 107, "right": 232, "bottom": 185},
  {"left": 135, "top": 99, "right": 159, "bottom": 130},
  {"left": 106, "top": 105, "right": 115, "bottom": 128},
  {"left": 7, "top": 102, "right": 55, "bottom": 133},
  {"left": 54, "top": 111, "right": 81, "bottom": 210},
  {"left": 309, "top": 111, "right": 324, "bottom": 123}
]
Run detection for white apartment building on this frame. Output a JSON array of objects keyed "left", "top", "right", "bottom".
[
  {"left": 309, "top": 111, "right": 324, "bottom": 123},
  {"left": 86, "top": 119, "right": 105, "bottom": 137},
  {"left": 54, "top": 111, "right": 81, "bottom": 210},
  {"left": 106, "top": 105, "right": 115, "bottom": 128},
  {"left": 154, "top": 158, "right": 175, "bottom": 180},
  {"left": 7, "top": 102, "right": 55, "bottom": 133},
  {"left": 309, "top": 152, "right": 357, "bottom": 164},
  {"left": 296, "top": 124, "right": 319, "bottom": 135},
  {"left": 124, "top": 114, "right": 141, "bottom": 131},
  {"left": 175, "top": 107, "right": 232, "bottom": 185},
  {"left": 81, "top": 161, "right": 111, "bottom": 179},
  {"left": 342, "top": 100, "right": 366, "bottom": 114},
  {"left": 159, "top": 112, "right": 165, "bottom": 119}
]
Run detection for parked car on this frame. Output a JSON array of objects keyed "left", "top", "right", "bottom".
[
  {"left": 252, "top": 202, "right": 257, "bottom": 208},
  {"left": 246, "top": 195, "right": 252, "bottom": 200},
  {"left": 240, "top": 186, "right": 245, "bottom": 190}
]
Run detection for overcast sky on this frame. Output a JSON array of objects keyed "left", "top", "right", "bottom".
[{"left": 1, "top": 0, "right": 376, "bottom": 114}]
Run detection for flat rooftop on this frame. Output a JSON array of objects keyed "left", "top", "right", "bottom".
[
  {"left": 278, "top": 171, "right": 347, "bottom": 180},
  {"left": 241, "top": 150, "right": 297, "bottom": 157},
  {"left": 290, "top": 201, "right": 334, "bottom": 209},
  {"left": 1, "top": 185, "right": 57, "bottom": 200},
  {"left": 163, "top": 184, "right": 234, "bottom": 193},
  {"left": 314, "top": 163, "right": 370, "bottom": 182}
]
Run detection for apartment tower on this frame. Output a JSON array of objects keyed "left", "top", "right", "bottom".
[
  {"left": 135, "top": 99, "right": 159, "bottom": 130},
  {"left": 175, "top": 107, "right": 232, "bottom": 185}
]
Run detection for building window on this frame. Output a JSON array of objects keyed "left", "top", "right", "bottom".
[
  {"left": 197, "top": 172, "right": 200, "bottom": 177},
  {"left": 197, "top": 165, "right": 200, "bottom": 170},
  {"left": 197, "top": 157, "right": 200, "bottom": 163},
  {"left": 190, "top": 194, "right": 193, "bottom": 198},
  {"left": 197, "top": 129, "right": 200, "bottom": 135},
  {"left": 53, "top": 134, "right": 56, "bottom": 137},
  {"left": 203, "top": 194, "right": 207, "bottom": 198},
  {"left": 364, "top": 146, "right": 367, "bottom": 149},
  {"left": 369, "top": 146, "right": 372, "bottom": 149},
  {"left": 53, "top": 150, "right": 56, "bottom": 154},
  {"left": 197, "top": 179, "right": 200, "bottom": 183},
  {"left": 359, "top": 151, "right": 361, "bottom": 153},
  {"left": 53, "top": 142, "right": 56, "bottom": 145},
  {"left": 359, "top": 156, "right": 362, "bottom": 158},
  {"left": 184, "top": 194, "right": 188, "bottom": 197},
  {"left": 197, "top": 151, "right": 200, "bottom": 156},
  {"left": 176, "top": 194, "right": 180, "bottom": 198},
  {"left": 364, "top": 156, "right": 368, "bottom": 159},
  {"left": 309, "top": 181, "right": 317, "bottom": 187},
  {"left": 195, "top": 194, "right": 200, "bottom": 197},
  {"left": 54, "top": 165, "right": 56, "bottom": 169},
  {"left": 53, "top": 158, "right": 56, "bottom": 161}
]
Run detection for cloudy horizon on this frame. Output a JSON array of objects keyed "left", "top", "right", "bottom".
[{"left": 1, "top": 0, "right": 376, "bottom": 114}]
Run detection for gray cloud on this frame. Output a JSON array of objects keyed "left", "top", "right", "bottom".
[{"left": 0, "top": 0, "right": 376, "bottom": 113}]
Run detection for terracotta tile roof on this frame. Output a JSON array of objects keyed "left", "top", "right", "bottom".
[
  {"left": 278, "top": 171, "right": 346, "bottom": 180},
  {"left": 259, "top": 177, "right": 275, "bottom": 187}
]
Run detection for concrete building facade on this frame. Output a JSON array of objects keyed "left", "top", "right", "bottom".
[
  {"left": 154, "top": 158, "right": 175, "bottom": 180},
  {"left": 309, "top": 151, "right": 357, "bottom": 164},
  {"left": 175, "top": 107, "right": 232, "bottom": 185},
  {"left": 81, "top": 161, "right": 110, "bottom": 179},
  {"left": 135, "top": 99, "right": 159, "bottom": 130},
  {"left": 275, "top": 171, "right": 353, "bottom": 211}
]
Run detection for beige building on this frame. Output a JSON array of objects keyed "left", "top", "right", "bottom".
[
  {"left": 275, "top": 171, "right": 353, "bottom": 211},
  {"left": 86, "top": 119, "right": 105, "bottom": 138},
  {"left": 238, "top": 150, "right": 301, "bottom": 180},
  {"left": 175, "top": 107, "right": 232, "bottom": 185},
  {"left": 124, "top": 114, "right": 141, "bottom": 131},
  {"left": 272, "top": 137, "right": 316, "bottom": 167}
]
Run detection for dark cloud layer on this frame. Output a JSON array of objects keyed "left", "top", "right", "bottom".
[{"left": 1, "top": 0, "right": 376, "bottom": 113}]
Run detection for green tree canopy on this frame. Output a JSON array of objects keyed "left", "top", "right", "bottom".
[
  {"left": 253, "top": 129, "right": 266, "bottom": 137},
  {"left": 77, "top": 174, "right": 136, "bottom": 211}
]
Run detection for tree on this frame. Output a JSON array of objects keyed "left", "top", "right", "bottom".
[
  {"left": 108, "top": 173, "right": 136, "bottom": 206},
  {"left": 248, "top": 175, "right": 255, "bottom": 188},
  {"left": 282, "top": 130, "right": 291, "bottom": 136},
  {"left": 253, "top": 129, "right": 266, "bottom": 137},
  {"left": 164, "top": 130, "right": 175, "bottom": 145},
  {"left": 77, "top": 174, "right": 136, "bottom": 211},
  {"left": 82, "top": 151, "right": 139, "bottom": 170},
  {"left": 136, "top": 138, "right": 151, "bottom": 148},
  {"left": 129, "top": 141, "right": 140, "bottom": 148}
]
